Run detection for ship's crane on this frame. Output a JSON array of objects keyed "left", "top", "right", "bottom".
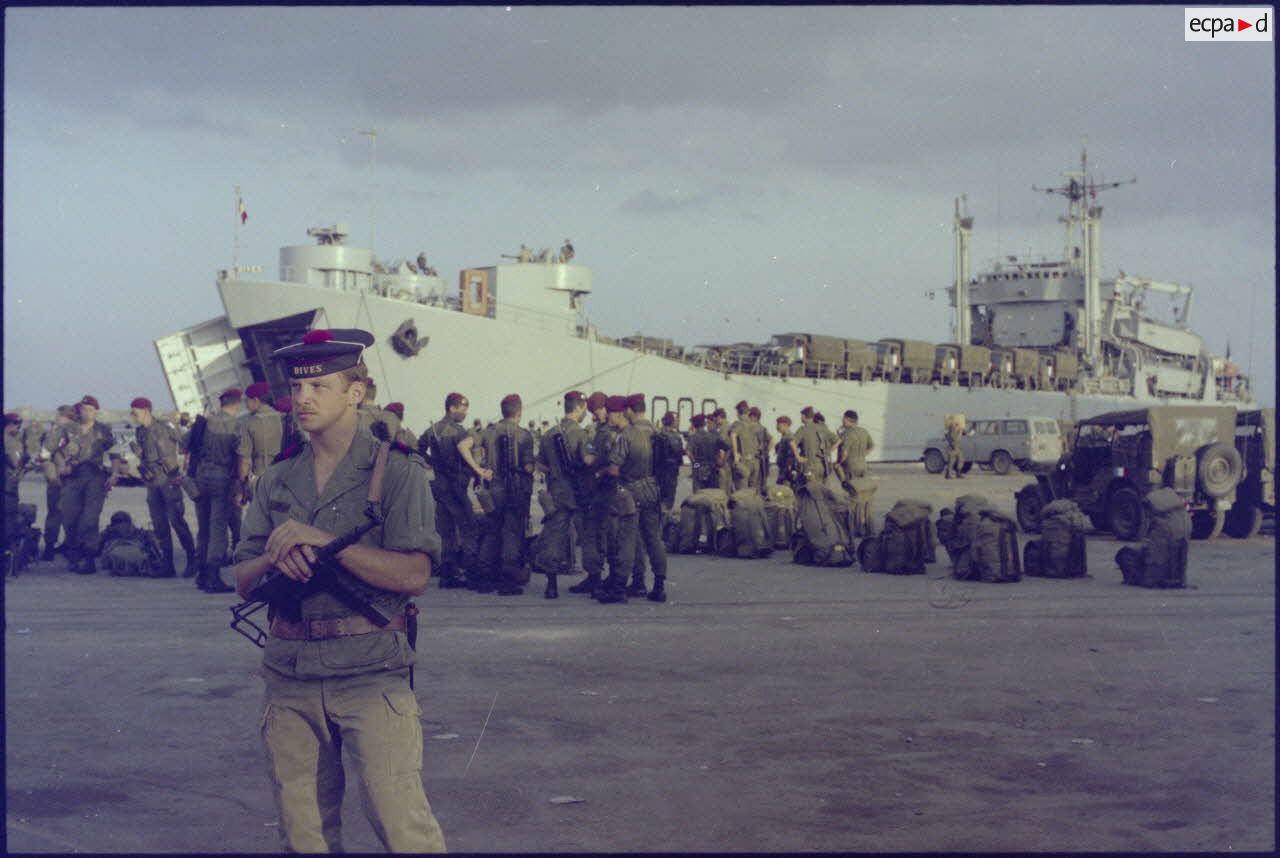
[{"left": 1113, "top": 274, "right": 1193, "bottom": 328}]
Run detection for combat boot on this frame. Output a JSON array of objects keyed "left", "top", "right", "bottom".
[
  {"left": 626, "top": 572, "right": 648, "bottom": 598},
  {"left": 76, "top": 556, "right": 97, "bottom": 575},
  {"left": 40, "top": 542, "right": 56, "bottom": 562},
  {"left": 544, "top": 573, "right": 559, "bottom": 599},
  {"left": 155, "top": 555, "right": 177, "bottom": 578},
  {"left": 647, "top": 576, "right": 667, "bottom": 603},
  {"left": 594, "top": 574, "right": 628, "bottom": 604},
  {"left": 567, "top": 572, "right": 600, "bottom": 595},
  {"left": 201, "top": 565, "right": 234, "bottom": 593},
  {"left": 182, "top": 551, "right": 199, "bottom": 578}
]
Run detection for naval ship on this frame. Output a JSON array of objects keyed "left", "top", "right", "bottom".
[{"left": 155, "top": 151, "right": 1252, "bottom": 462}]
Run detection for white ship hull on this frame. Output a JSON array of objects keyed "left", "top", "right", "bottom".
[{"left": 160, "top": 277, "right": 1163, "bottom": 462}]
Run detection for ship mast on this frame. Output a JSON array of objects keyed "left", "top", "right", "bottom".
[
  {"left": 952, "top": 196, "right": 974, "bottom": 345},
  {"left": 1033, "top": 146, "right": 1134, "bottom": 370}
]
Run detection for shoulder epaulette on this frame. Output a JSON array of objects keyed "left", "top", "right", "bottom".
[{"left": 273, "top": 443, "right": 304, "bottom": 464}]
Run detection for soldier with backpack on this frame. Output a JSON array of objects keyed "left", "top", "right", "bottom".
[
  {"left": 653, "top": 411, "right": 685, "bottom": 513},
  {"left": 532, "top": 391, "right": 594, "bottom": 599},
  {"left": 476, "top": 394, "right": 535, "bottom": 596}
]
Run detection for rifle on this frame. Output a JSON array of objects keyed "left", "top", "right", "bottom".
[{"left": 229, "top": 440, "right": 393, "bottom": 648}]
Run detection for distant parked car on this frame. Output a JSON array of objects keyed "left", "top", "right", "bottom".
[{"left": 922, "top": 417, "right": 1064, "bottom": 475}]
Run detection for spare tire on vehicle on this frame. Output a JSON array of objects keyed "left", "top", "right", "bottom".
[{"left": 1196, "top": 442, "right": 1243, "bottom": 499}]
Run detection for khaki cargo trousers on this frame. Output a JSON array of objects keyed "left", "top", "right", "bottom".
[{"left": 260, "top": 666, "right": 446, "bottom": 853}]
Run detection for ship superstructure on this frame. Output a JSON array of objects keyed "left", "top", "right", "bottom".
[{"left": 156, "top": 151, "right": 1251, "bottom": 462}]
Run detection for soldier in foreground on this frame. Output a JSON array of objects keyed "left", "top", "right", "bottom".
[
  {"left": 422, "top": 393, "right": 480, "bottom": 590},
  {"left": 567, "top": 392, "right": 610, "bottom": 596},
  {"left": 729, "top": 400, "right": 760, "bottom": 491},
  {"left": 596, "top": 396, "right": 639, "bottom": 604},
  {"left": 231, "top": 328, "right": 446, "bottom": 853},
  {"left": 131, "top": 397, "right": 198, "bottom": 577},
  {"left": 51, "top": 395, "right": 115, "bottom": 574}
]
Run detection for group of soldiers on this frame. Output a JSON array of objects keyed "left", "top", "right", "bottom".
[
  {"left": 6, "top": 378, "right": 879, "bottom": 602},
  {"left": 3, "top": 383, "right": 309, "bottom": 590}
]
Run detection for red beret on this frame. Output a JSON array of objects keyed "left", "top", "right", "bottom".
[
  {"left": 605, "top": 395, "right": 628, "bottom": 413},
  {"left": 130, "top": 397, "right": 152, "bottom": 410},
  {"left": 56, "top": 404, "right": 76, "bottom": 417},
  {"left": 586, "top": 392, "right": 608, "bottom": 411},
  {"left": 274, "top": 396, "right": 292, "bottom": 413},
  {"left": 565, "top": 389, "right": 584, "bottom": 400},
  {"left": 501, "top": 393, "right": 522, "bottom": 408},
  {"left": 220, "top": 387, "right": 243, "bottom": 402},
  {"left": 748, "top": 406, "right": 761, "bottom": 418},
  {"left": 79, "top": 395, "right": 100, "bottom": 409},
  {"left": 735, "top": 400, "right": 749, "bottom": 412},
  {"left": 690, "top": 414, "right": 707, "bottom": 427},
  {"left": 712, "top": 408, "right": 726, "bottom": 418},
  {"left": 384, "top": 402, "right": 404, "bottom": 417},
  {"left": 626, "top": 393, "right": 645, "bottom": 412},
  {"left": 814, "top": 412, "right": 826, "bottom": 422},
  {"left": 800, "top": 406, "right": 815, "bottom": 418},
  {"left": 776, "top": 415, "right": 792, "bottom": 425},
  {"left": 445, "top": 392, "right": 467, "bottom": 409},
  {"left": 4, "top": 412, "right": 22, "bottom": 425},
  {"left": 661, "top": 411, "right": 676, "bottom": 425},
  {"left": 245, "top": 382, "right": 271, "bottom": 401}
]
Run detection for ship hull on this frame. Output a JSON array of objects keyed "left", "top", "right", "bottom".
[{"left": 203, "top": 280, "right": 1164, "bottom": 462}]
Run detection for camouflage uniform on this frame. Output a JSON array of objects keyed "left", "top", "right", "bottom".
[
  {"left": 533, "top": 416, "right": 591, "bottom": 584},
  {"left": 687, "top": 425, "right": 721, "bottom": 491},
  {"left": 194, "top": 410, "right": 240, "bottom": 591},
  {"left": 619, "top": 417, "right": 668, "bottom": 600},
  {"left": 421, "top": 416, "right": 478, "bottom": 588},
  {"left": 837, "top": 423, "right": 874, "bottom": 482},
  {"left": 653, "top": 425, "right": 685, "bottom": 512},
  {"left": 729, "top": 417, "right": 760, "bottom": 490},
  {"left": 51, "top": 420, "right": 115, "bottom": 571},
  {"left": 596, "top": 422, "right": 638, "bottom": 602},
  {"left": 943, "top": 423, "right": 965, "bottom": 479},
  {"left": 478, "top": 420, "right": 534, "bottom": 594},
  {"left": 234, "top": 429, "right": 446, "bottom": 853},
  {"left": 137, "top": 420, "right": 197, "bottom": 576}
]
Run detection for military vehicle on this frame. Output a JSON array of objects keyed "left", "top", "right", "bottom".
[
  {"left": 1225, "top": 408, "right": 1275, "bottom": 538},
  {"left": 1015, "top": 405, "right": 1243, "bottom": 540},
  {"left": 155, "top": 150, "right": 1252, "bottom": 461}
]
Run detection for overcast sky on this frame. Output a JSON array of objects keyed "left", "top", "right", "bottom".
[{"left": 4, "top": 5, "right": 1274, "bottom": 412}]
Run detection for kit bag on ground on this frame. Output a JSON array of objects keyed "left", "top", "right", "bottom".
[
  {"left": 970, "top": 510, "right": 1022, "bottom": 582},
  {"left": 764, "top": 484, "right": 797, "bottom": 549},
  {"left": 98, "top": 512, "right": 166, "bottom": 578},
  {"left": 793, "top": 484, "right": 855, "bottom": 567},
  {"left": 858, "top": 499, "right": 934, "bottom": 574},
  {"left": 1116, "top": 488, "right": 1190, "bottom": 589},
  {"left": 1024, "top": 499, "right": 1088, "bottom": 578},
  {"left": 937, "top": 494, "right": 989, "bottom": 575},
  {"left": 677, "top": 489, "right": 730, "bottom": 554},
  {"left": 721, "top": 489, "right": 772, "bottom": 558},
  {"left": 662, "top": 509, "right": 683, "bottom": 554}
]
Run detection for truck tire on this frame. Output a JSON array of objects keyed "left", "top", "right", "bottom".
[
  {"left": 1223, "top": 504, "right": 1262, "bottom": 539},
  {"left": 1107, "top": 487, "right": 1148, "bottom": 541},
  {"left": 991, "top": 450, "right": 1014, "bottom": 475},
  {"left": 1190, "top": 509, "right": 1225, "bottom": 540},
  {"left": 1197, "top": 442, "right": 1243, "bottom": 499},
  {"left": 923, "top": 449, "right": 946, "bottom": 474}
]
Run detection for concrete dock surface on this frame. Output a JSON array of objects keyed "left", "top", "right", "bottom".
[{"left": 4, "top": 465, "right": 1274, "bottom": 852}]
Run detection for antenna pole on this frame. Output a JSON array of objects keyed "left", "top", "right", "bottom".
[
  {"left": 360, "top": 129, "right": 378, "bottom": 257},
  {"left": 233, "top": 184, "right": 242, "bottom": 274}
]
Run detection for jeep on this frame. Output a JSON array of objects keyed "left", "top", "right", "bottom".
[
  {"left": 1225, "top": 407, "right": 1275, "bottom": 538},
  {"left": 1015, "top": 406, "right": 1243, "bottom": 541}
]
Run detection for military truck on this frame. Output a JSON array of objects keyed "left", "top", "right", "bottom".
[
  {"left": 876, "top": 338, "right": 934, "bottom": 384},
  {"left": 1015, "top": 405, "right": 1243, "bottom": 541},
  {"left": 1225, "top": 407, "right": 1275, "bottom": 538}
]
